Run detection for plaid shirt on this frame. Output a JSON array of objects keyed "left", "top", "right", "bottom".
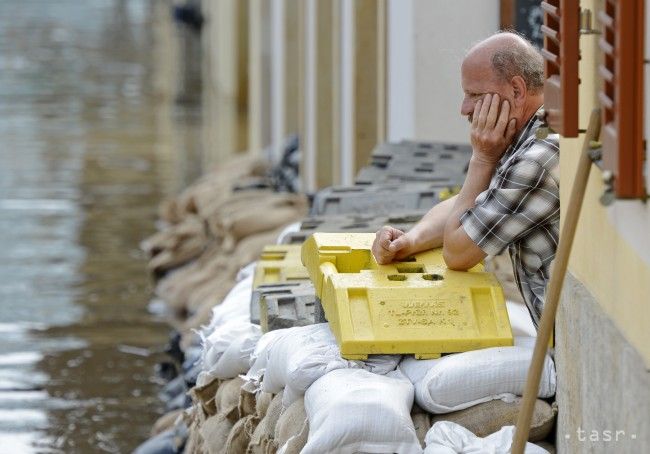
[{"left": 460, "top": 107, "right": 560, "bottom": 328}]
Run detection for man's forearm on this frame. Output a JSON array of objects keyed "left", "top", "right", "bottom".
[
  {"left": 443, "top": 156, "right": 497, "bottom": 264},
  {"left": 400, "top": 195, "right": 457, "bottom": 255}
]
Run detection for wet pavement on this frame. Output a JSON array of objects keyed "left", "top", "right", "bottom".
[{"left": 0, "top": 1, "right": 202, "bottom": 452}]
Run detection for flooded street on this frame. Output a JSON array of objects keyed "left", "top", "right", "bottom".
[{"left": 0, "top": 1, "right": 202, "bottom": 451}]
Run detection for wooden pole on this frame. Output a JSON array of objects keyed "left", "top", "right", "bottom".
[{"left": 512, "top": 108, "right": 601, "bottom": 453}]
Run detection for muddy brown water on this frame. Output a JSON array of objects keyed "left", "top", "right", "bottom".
[{"left": 0, "top": 1, "right": 202, "bottom": 452}]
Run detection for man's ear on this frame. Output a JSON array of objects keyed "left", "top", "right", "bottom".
[{"left": 511, "top": 75, "right": 527, "bottom": 106}]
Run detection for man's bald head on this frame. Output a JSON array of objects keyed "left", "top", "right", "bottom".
[{"left": 465, "top": 32, "right": 544, "bottom": 95}]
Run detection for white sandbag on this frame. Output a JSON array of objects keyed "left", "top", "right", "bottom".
[
  {"left": 302, "top": 369, "right": 422, "bottom": 454},
  {"left": 261, "top": 324, "right": 335, "bottom": 395},
  {"left": 399, "top": 340, "right": 556, "bottom": 414},
  {"left": 261, "top": 324, "right": 401, "bottom": 407},
  {"left": 200, "top": 321, "right": 262, "bottom": 379},
  {"left": 244, "top": 328, "right": 289, "bottom": 388},
  {"left": 423, "top": 421, "right": 548, "bottom": 454},
  {"left": 275, "top": 221, "right": 301, "bottom": 244},
  {"left": 506, "top": 300, "right": 537, "bottom": 337},
  {"left": 205, "top": 274, "right": 253, "bottom": 332},
  {"left": 236, "top": 261, "right": 257, "bottom": 282}
]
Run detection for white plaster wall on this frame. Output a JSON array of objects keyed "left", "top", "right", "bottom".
[
  {"left": 388, "top": 0, "right": 500, "bottom": 143},
  {"left": 387, "top": 0, "right": 415, "bottom": 142}
]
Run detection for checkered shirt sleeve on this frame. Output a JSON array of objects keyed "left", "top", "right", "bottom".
[{"left": 460, "top": 145, "right": 560, "bottom": 257}]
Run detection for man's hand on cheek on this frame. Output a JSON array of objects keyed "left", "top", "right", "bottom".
[{"left": 470, "top": 93, "right": 517, "bottom": 165}]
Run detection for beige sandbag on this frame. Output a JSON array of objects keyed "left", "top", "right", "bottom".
[
  {"left": 247, "top": 419, "right": 267, "bottom": 454},
  {"left": 200, "top": 413, "right": 234, "bottom": 454},
  {"left": 142, "top": 216, "right": 207, "bottom": 256},
  {"left": 431, "top": 397, "right": 556, "bottom": 442},
  {"left": 151, "top": 409, "right": 184, "bottom": 436},
  {"left": 185, "top": 269, "right": 236, "bottom": 312},
  {"left": 225, "top": 415, "right": 260, "bottom": 454},
  {"left": 216, "top": 377, "right": 245, "bottom": 421},
  {"left": 247, "top": 391, "right": 284, "bottom": 454},
  {"left": 205, "top": 191, "right": 277, "bottom": 235},
  {"left": 262, "top": 390, "right": 284, "bottom": 440},
  {"left": 184, "top": 424, "right": 204, "bottom": 454},
  {"left": 148, "top": 234, "right": 208, "bottom": 276},
  {"left": 229, "top": 228, "right": 285, "bottom": 263},
  {"left": 158, "top": 197, "right": 182, "bottom": 225},
  {"left": 276, "top": 420, "right": 308, "bottom": 454},
  {"left": 189, "top": 376, "right": 222, "bottom": 417},
  {"left": 218, "top": 194, "right": 307, "bottom": 243},
  {"left": 183, "top": 406, "right": 205, "bottom": 454},
  {"left": 274, "top": 397, "right": 308, "bottom": 454},
  {"left": 160, "top": 247, "right": 230, "bottom": 312},
  {"left": 239, "top": 387, "right": 258, "bottom": 419},
  {"left": 228, "top": 206, "right": 306, "bottom": 244},
  {"left": 255, "top": 392, "right": 274, "bottom": 419}
]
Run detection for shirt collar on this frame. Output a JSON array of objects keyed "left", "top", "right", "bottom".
[{"left": 500, "top": 105, "right": 544, "bottom": 165}]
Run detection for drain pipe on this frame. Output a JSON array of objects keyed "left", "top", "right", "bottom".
[{"left": 512, "top": 108, "right": 602, "bottom": 453}]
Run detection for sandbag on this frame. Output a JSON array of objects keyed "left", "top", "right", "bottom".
[
  {"left": 431, "top": 397, "right": 556, "bottom": 442},
  {"left": 399, "top": 339, "right": 556, "bottom": 414},
  {"left": 255, "top": 392, "right": 274, "bottom": 419},
  {"left": 260, "top": 324, "right": 401, "bottom": 407},
  {"left": 247, "top": 391, "right": 284, "bottom": 454},
  {"left": 274, "top": 397, "right": 308, "bottom": 454},
  {"left": 225, "top": 415, "right": 259, "bottom": 454},
  {"left": 237, "top": 261, "right": 258, "bottom": 282},
  {"left": 215, "top": 377, "right": 245, "bottom": 421},
  {"left": 423, "top": 421, "right": 549, "bottom": 454},
  {"left": 200, "top": 413, "right": 234, "bottom": 454},
  {"left": 506, "top": 300, "right": 537, "bottom": 337},
  {"left": 302, "top": 369, "right": 421, "bottom": 454},
  {"left": 206, "top": 274, "right": 254, "bottom": 332},
  {"left": 201, "top": 321, "right": 262, "bottom": 380},
  {"left": 275, "top": 222, "right": 301, "bottom": 244},
  {"left": 151, "top": 409, "right": 184, "bottom": 437},
  {"left": 189, "top": 376, "right": 222, "bottom": 417},
  {"left": 238, "top": 387, "right": 258, "bottom": 419},
  {"left": 277, "top": 420, "right": 308, "bottom": 454}
]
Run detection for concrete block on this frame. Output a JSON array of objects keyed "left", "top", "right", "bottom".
[
  {"left": 279, "top": 211, "right": 426, "bottom": 244},
  {"left": 249, "top": 282, "right": 316, "bottom": 331},
  {"left": 311, "top": 183, "right": 449, "bottom": 216}
]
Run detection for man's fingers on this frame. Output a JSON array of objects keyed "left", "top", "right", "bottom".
[
  {"left": 472, "top": 99, "right": 482, "bottom": 129},
  {"left": 486, "top": 93, "right": 500, "bottom": 129},
  {"left": 476, "top": 93, "right": 491, "bottom": 129},
  {"left": 388, "top": 235, "right": 407, "bottom": 252},
  {"left": 505, "top": 118, "right": 517, "bottom": 142},
  {"left": 379, "top": 228, "right": 393, "bottom": 250},
  {"left": 495, "top": 99, "right": 510, "bottom": 137}
]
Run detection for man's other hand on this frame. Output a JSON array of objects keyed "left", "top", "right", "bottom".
[
  {"left": 372, "top": 226, "right": 411, "bottom": 264},
  {"left": 470, "top": 93, "right": 517, "bottom": 164}
]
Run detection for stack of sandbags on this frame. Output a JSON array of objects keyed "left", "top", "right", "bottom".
[{"left": 142, "top": 153, "right": 308, "bottom": 329}]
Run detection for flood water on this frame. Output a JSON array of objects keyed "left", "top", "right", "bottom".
[{"left": 0, "top": 1, "right": 202, "bottom": 452}]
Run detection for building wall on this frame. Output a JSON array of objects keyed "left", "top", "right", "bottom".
[
  {"left": 558, "top": 0, "right": 650, "bottom": 366},
  {"left": 556, "top": 274, "right": 650, "bottom": 453},
  {"left": 387, "top": 0, "right": 500, "bottom": 143},
  {"left": 555, "top": 0, "right": 650, "bottom": 451}
]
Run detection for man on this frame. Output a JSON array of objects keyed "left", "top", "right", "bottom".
[{"left": 371, "top": 32, "right": 559, "bottom": 328}]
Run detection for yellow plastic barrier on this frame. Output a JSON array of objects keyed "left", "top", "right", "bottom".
[
  {"left": 301, "top": 232, "right": 483, "bottom": 297},
  {"left": 253, "top": 245, "right": 310, "bottom": 289},
  {"left": 301, "top": 233, "right": 512, "bottom": 359}
]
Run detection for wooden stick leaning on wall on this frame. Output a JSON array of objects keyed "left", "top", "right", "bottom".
[{"left": 512, "top": 108, "right": 602, "bottom": 453}]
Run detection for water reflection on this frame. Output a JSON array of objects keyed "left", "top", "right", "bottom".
[{"left": 0, "top": 0, "right": 202, "bottom": 451}]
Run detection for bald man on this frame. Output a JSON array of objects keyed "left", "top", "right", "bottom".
[{"left": 371, "top": 32, "right": 559, "bottom": 328}]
